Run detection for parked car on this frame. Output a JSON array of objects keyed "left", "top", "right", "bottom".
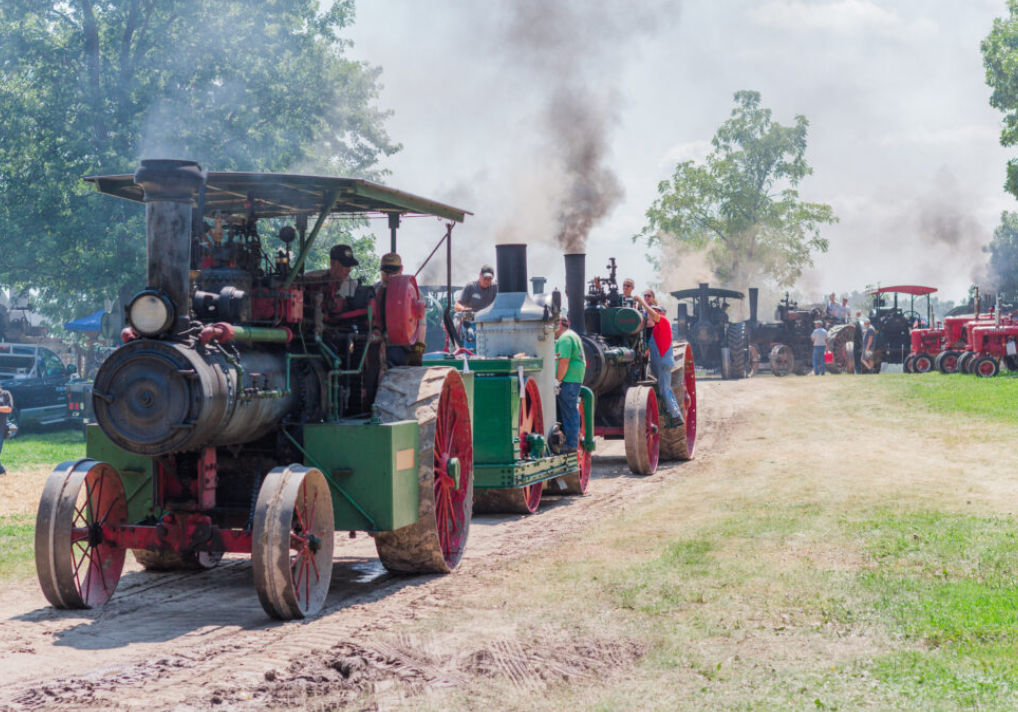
[{"left": 0, "top": 343, "right": 78, "bottom": 433}]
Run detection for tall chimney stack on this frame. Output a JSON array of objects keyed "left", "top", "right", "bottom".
[{"left": 564, "top": 254, "right": 586, "bottom": 334}]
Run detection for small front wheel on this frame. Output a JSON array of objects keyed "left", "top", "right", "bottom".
[{"left": 252, "top": 465, "right": 335, "bottom": 620}]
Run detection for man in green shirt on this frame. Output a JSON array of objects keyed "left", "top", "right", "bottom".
[{"left": 554, "top": 315, "right": 586, "bottom": 451}]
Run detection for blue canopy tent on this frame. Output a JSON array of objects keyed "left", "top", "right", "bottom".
[{"left": 64, "top": 309, "right": 105, "bottom": 333}]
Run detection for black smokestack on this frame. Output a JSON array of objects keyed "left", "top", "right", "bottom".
[
  {"left": 496, "top": 243, "right": 528, "bottom": 293},
  {"left": 133, "top": 159, "right": 204, "bottom": 333},
  {"left": 748, "top": 287, "right": 759, "bottom": 327},
  {"left": 564, "top": 253, "right": 586, "bottom": 334}
]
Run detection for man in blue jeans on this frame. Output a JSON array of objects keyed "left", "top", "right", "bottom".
[
  {"left": 554, "top": 315, "right": 586, "bottom": 452},
  {"left": 811, "top": 320, "right": 829, "bottom": 375}
]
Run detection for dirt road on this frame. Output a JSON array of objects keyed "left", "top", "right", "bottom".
[{"left": 0, "top": 377, "right": 800, "bottom": 710}]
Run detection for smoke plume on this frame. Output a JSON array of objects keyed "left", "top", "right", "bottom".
[{"left": 493, "top": 1, "right": 679, "bottom": 252}]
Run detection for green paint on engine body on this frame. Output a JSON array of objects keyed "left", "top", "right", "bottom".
[
  {"left": 303, "top": 420, "right": 419, "bottom": 532},
  {"left": 85, "top": 424, "right": 155, "bottom": 523}
]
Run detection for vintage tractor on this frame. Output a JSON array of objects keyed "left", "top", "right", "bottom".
[
  {"left": 425, "top": 244, "right": 595, "bottom": 514},
  {"left": 951, "top": 307, "right": 1018, "bottom": 376},
  {"left": 863, "top": 285, "right": 935, "bottom": 369},
  {"left": 747, "top": 293, "right": 854, "bottom": 375},
  {"left": 564, "top": 255, "right": 697, "bottom": 476},
  {"left": 670, "top": 284, "right": 752, "bottom": 379},
  {"left": 33, "top": 160, "right": 590, "bottom": 620}
]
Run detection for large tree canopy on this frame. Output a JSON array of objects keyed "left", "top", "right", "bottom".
[
  {"left": 983, "top": 1, "right": 1018, "bottom": 198},
  {"left": 0, "top": 0, "right": 398, "bottom": 320},
  {"left": 984, "top": 211, "right": 1018, "bottom": 303},
  {"left": 637, "top": 90, "right": 836, "bottom": 289}
]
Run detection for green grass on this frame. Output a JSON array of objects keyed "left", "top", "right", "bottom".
[
  {"left": 855, "top": 511, "right": 1018, "bottom": 708},
  {"left": 4, "top": 426, "right": 85, "bottom": 471},
  {"left": 0, "top": 514, "right": 35, "bottom": 581},
  {"left": 879, "top": 372, "right": 1018, "bottom": 424}
]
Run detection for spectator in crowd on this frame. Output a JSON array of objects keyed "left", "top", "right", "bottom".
[
  {"left": 811, "top": 320, "right": 829, "bottom": 375},
  {"left": 554, "top": 315, "right": 587, "bottom": 452},
  {"left": 861, "top": 319, "right": 877, "bottom": 372},
  {"left": 0, "top": 388, "right": 12, "bottom": 475}
]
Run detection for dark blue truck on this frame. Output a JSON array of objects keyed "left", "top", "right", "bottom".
[{"left": 0, "top": 343, "right": 78, "bottom": 433}]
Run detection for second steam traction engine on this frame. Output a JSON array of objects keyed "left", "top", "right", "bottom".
[{"left": 563, "top": 254, "right": 696, "bottom": 475}]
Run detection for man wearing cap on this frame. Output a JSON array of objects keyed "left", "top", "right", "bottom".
[
  {"left": 811, "top": 319, "right": 829, "bottom": 375},
  {"left": 374, "top": 253, "right": 425, "bottom": 366},
  {"left": 554, "top": 315, "right": 586, "bottom": 453},
  {"left": 304, "top": 244, "right": 361, "bottom": 322},
  {"left": 455, "top": 265, "right": 497, "bottom": 313}
]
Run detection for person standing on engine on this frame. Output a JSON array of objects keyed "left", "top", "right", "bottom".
[
  {"left": 635, "top": 290, "right": 684, "bottom": 424},
  {"left": 0, "top": 388, "right": 13, "bottom": 475},
  {"left": 554, "top": 315, "right": 586, "bottom": 453},
  {"left": 811, "top": 320, "right": 829, "bottom": 375},
  {"left": 455, "top": 265, "right": 497, "bottom": 313}
]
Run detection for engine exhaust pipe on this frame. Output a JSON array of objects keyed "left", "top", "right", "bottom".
[
  {"left": 748, "top": 287, "right": 759, "bottom": 327},
  {"left": 564, "top": 253, "right": 586, "bottom": 334},
  {"left": 495, "top": 243, "right": 527, "bottom": 293},
  {"left": 133, "top": 159, "right": 204, "bottom": 333}
]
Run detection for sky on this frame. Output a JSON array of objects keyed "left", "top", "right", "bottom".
[{"left": 344, "top": 0, "right": 1015, "bottom": 306}]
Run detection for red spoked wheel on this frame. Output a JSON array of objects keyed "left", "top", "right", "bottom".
[
  {"left": 624, "top": 386, "right": 660, "bottom": 476},
  {"left": 252, "top": 465, "right": 335, "bottom": 620},
  {"left": 374, "top": 367, "right": 474, "bottom": 573},
  {"left": 35, "top": 459, "right": 127, "bottom": 609},
  {"left": 385, "top": 274, "right": 425, "bottom": 346},
  {"left": 473, "top": 377, "right": 545, "bottom": 514},
  {"left": 936, "top": 350, "right": 960, "bottom": 374},
  {"left": 433, "top": 371, "right": 474, "bottom": 562}
]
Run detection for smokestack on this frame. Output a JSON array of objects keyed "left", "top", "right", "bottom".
[
  {"left": 495, "top": 244, "right": 528, "bottom": 293},
  {"left": 133, "top": 159, "right": 204, "bottom": 333},
  {"left": 530, "top": 276, "right": 547, "bottom": 294},
  {"left": 564, "top": 253, "right": 586, "bottom": 335},
  {"left": 748, "top": 288, "right": 759, "bottom": 327}
]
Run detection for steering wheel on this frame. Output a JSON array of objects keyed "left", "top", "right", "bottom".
[{"left": 902, "top": 311, "right": 922, "bottom": 324}]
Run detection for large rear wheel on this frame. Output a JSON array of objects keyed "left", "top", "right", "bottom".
[
  {"left": 35, "top": 459, "right": 127, "bottom": 609},
  {"left": 660, "top": 343, "right": 696, "bottom": 461},
  {"left": 373, "top": 367, "right": 473, "bottom": 572},
  {"left": 624, "top": 386, "right": 660, "bottom": 475},
  {"left": 769, "top": 344, "right": 795, "bottom": 376},
  {"left": 252, "top": 465, "right": 335, "bottom": 620},
  {"left": 726, "top": 322, "right": 750, "bottom": 378}
]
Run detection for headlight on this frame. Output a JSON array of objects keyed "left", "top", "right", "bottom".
[{"left": 128, "top": 291, "right": 175, "bottom": 336}]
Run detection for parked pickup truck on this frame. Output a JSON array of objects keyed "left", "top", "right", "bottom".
[{"left": 0, "top": 343, "right": 78, "bottom": 433}]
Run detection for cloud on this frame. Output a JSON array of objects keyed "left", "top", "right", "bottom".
[
  {"left": 662, "top": 139, "right": 712, "bottom": 167},
  {"left": 877, "top": 123, "right": 999, "bottom": 146},
  {"left": 747, "top": 0, "right": 934, "bottom": 37}
]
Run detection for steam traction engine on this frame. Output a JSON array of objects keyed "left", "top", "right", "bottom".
[
  {"left": 425, "top": 244, "right": 596, "bottom": 515},
  {"left": 564, "top": 255, "right": 696, "bottom": 475},
  {"left": 35, "top": 160, "right": 477, "bottom": 620},
  {"left": 670, "top": 284, "right": 752, "bottom": 379}
]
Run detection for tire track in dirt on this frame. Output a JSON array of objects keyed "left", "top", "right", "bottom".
[{"left": 0, "top": 377, "right": 758, "bottom": 711}]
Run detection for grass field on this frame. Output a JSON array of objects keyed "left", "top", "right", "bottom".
[
  {"left": 0, "top": 426, "right": 83, "bottom": 580},
  {"left": 406, "top": 374, "right": 1018, "bottom": 711}
]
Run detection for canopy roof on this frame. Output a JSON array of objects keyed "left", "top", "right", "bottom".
[
  {"left": 84, "top": 172, "right": 471, "bottom": 223},
  {"left": 64, "top": 309, "right": 104, "bottom": 332},
  {"left": 670, "top": 287, "right": 744, "bottom": 301},
  {"left": 865, "top": 285, "right": 937, "bottom": 297}
]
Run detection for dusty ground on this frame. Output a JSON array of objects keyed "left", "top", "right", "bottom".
[{"left": 0, "top": 374, "right": 1011, "bottom": 710}]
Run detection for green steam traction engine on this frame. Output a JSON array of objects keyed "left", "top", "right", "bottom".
[{"left": 33, "top": 160, "right": 592, "bottom": 620}]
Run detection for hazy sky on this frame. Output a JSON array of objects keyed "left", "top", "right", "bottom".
[{"left": 345, "top": 0, "right": 1014, "bottom": 304}]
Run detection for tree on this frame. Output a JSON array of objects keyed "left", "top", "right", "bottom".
[
  {"left": 983, "top": 3, "right": 1018, "bottom": 198},
  {"left": 0, "top": 0, "right": 398, "bottom": 321},
  {"left": 984, "top": 211, "right": 1018, "bottom": 303},
  {"left": 636, "top": 90, "right": 836, "bottom": 289}
]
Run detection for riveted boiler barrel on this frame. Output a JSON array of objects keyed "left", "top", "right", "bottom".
[{"left": 92, "top": 339, "right": 296, "bottom": 456}]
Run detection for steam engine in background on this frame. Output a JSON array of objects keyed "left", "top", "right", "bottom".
[{"left": 563, "top": 254, "right": 696, "bottom": 474}]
